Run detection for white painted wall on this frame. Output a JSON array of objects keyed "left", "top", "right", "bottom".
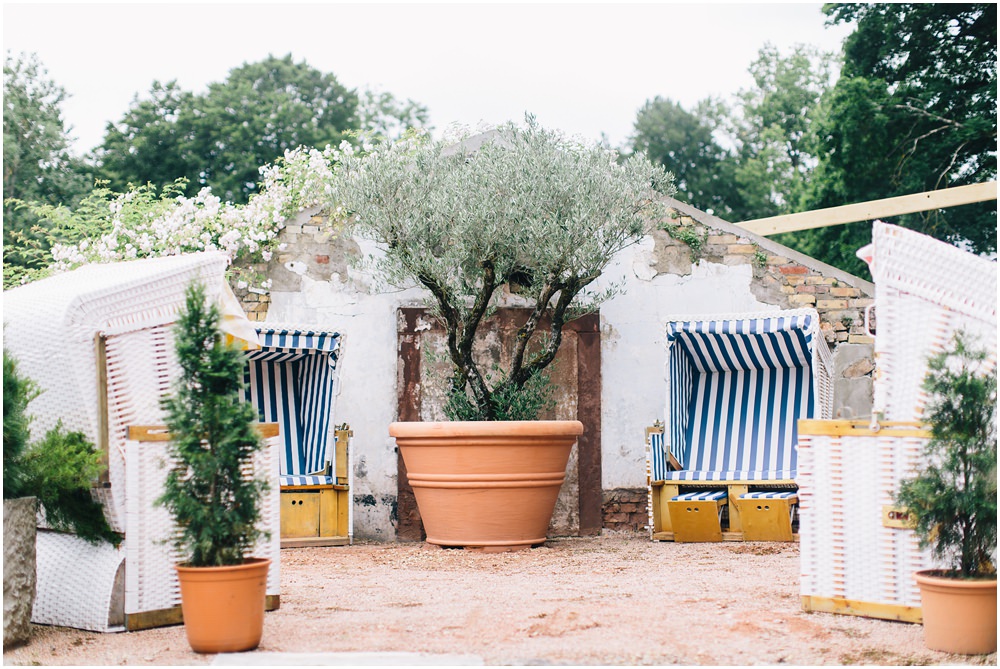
[{"left": 265, "top": 234, "right": 780, "bottom": 538}]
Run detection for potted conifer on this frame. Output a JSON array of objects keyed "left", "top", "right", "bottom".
[
  {"left": 157, "top": 283, "right": 270, "bottom": 653},
  {"left": 895, "top": 332, "right": 997, "bottom": 655},
  {"left": 332, "top": 116, "right": 673, "bottom": 550}
]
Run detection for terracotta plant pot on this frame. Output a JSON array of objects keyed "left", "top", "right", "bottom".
[
  {"left": 915, "top": 570, "right": 997, "bottom": 655},
  {"left": 390, "top": 420, "right": 583, "bottom": 552},
  {"left": 175, "top": 558, "right": 270, "bottom": 653}
]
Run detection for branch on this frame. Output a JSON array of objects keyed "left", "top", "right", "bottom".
[{"left": 508, "top": 275, "right": 558, "bottom": 384}]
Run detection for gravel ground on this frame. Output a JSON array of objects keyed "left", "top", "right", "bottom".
[{"left": 4, "top": 533, "right": 996, "bottom": 666}]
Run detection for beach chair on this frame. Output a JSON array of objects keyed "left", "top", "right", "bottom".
[
  {"left": 244, "top": 326, "right": 352, "bottom": 547},
  {"left": 3, "top": 253, "right": 281, "bottom": 631},
  {"left": 799, "top": 221, "right": 996, "bottom": 622},
  {"left": 646, "top": 309, "right": 833, "bottom": 542}
]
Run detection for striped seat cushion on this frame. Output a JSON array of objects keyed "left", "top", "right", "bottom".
[
  {"left": 740, "top": 490, "right": 798, "bottom": 501},
  {"left": 671, "top": 490, "right": 728, "bottom": 502},
  {"left": 662, "top": 470, "right": 796, "bottom": 482},
  {"left": 280, "top": 475, "right": 334, "bottom": 487}
]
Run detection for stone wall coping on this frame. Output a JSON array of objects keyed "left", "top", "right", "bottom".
[{"left": 661, "top": 196, "right": 875, "bottom": 295}]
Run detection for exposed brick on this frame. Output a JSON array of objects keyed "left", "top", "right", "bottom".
[
  {"left": 779, "top": 265, "right": 809, "bottom": 275},
  {"left": 784, "top": 276, "right": 806, "bottom": 286},
  {"left": 722, "top": 255, "right": 750, "bottom": 266},
  {"left": 836, "top": 332, "right": 849, "bottom": 342},
  {"left": 315, "top": 255, "right": 331, "bottom": 265},
  {"left": 806, "top": 276, "right": 837, "bottom": 285},
  {"left": 727, "top": 244, "right": 757, "bottom": 255},
  {"left": 848, "top": 334, "right": 876, "bottom": 344},
  {"left": 796, "top": 285, "right": 817, "bottom": 294},
  {"left": 767, "top": 256, "right": 790, "bottom": 265},
  {"left": 284, "top": 224, "right": 303, "bottom": 234},
  {"left": 780, "top": 285, "right": 796, "bottom": 295},
  {"left": 707, "top": 234, "right": 740, "bottom": 245},
  {"left": 817, "top": 299, "right": 849, "bottom": 309},
  {"left": 789, "top": 294, "right": 816, "bottom": 306},
  {"left": 850, "top": 298, "right": 875, "bottom": 308},
  {"left": 843, "top": 358, "right": 875, "bottom": 378},
  {"left": 830, "top": 286, "right": 861, "bottom": 298}
]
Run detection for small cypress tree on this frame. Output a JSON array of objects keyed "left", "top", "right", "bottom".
[
  {"left": 896, "top": 332, "right": 998, "bottom": 578},
  {"left": 157, "top": 283, "right": 267, "bottom": 567}
]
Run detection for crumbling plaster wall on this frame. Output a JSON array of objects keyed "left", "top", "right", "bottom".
[{"left": 234, "top": 199, "right": 876, "bottom": 538}]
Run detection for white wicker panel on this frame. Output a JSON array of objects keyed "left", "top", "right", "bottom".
[
  {"left": 32, "top": 530, "right": 126, "bottom": 632},
  {"left": 799, "top": 429, "right": 935, "bottom": 609},
  {"left": 865, "top": 222, "right": 997, "bottom": 422},
  {"left": 124, "top": 432, "right": 282, "bottom": 616}
]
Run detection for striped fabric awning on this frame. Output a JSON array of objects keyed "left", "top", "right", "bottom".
[
  {"left": 244, "top": 326, "right": 342, "bottom": 478},
  {"left": 657, "top": 311, "right": 826, "bottom": 482}
]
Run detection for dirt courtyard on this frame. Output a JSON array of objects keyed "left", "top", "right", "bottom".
[{"left": 3, "top": 533, "right": 995, "bottom": 666}]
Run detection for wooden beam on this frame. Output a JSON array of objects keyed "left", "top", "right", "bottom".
[{"left": 738, "top": 182, "right": 998, "bottom": 236}]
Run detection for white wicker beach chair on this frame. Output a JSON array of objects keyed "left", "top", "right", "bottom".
[
  {"left": 646, "top": 308, "right": 833, "bottom": 542},
  {"left": 798, "top": 221, "right": 997, "bottom": 622},
  {"left": 3, "top": 253, "right": 281, "bottom": 632}
]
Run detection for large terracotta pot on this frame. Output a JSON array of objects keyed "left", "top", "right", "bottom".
[
  {"left": 915, "top": 570, "right": 997, "bottom": 655},
  {"left": 390, "top": 420, "right": 583, "bottom": 552},
  {"left": 175, "top": 557, "right": 270, "bottom": 653}
]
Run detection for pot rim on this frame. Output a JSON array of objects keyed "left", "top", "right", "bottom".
[
  {"left": 390, "top": 420, "right": 584, "bottom": 438},
  {"left": 175, "top": 557, "right": 271, "bottom": 574},
  {"left": 914, "top": 569, "right": 998, "bottom": 588}
]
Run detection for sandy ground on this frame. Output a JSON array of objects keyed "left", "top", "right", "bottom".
[{"left": 3, "top": 533, "right": 996, "bottom": 666}]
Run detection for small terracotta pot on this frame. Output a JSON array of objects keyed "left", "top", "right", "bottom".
[
  {"left": 915, "top": 570, "right": 997, "bottom": 655},
  {"left": 175, "top": 558, "right": 270, "bottom": 653},
  {"left": 390, "top": 420, "right": 583, "bottom": 551}
]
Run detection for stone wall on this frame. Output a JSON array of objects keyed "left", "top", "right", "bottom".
[{"left": 601, "top": 488, "right": 648, "bottom": 533}]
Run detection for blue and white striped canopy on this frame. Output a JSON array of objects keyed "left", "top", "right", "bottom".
[
  {"left": 244, "top": 326, "right": 342, "bottom": 479},
  {"left": 657, "top": 311, "right": 822, "bottom": 482}
]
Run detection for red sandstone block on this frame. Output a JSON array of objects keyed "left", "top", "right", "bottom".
[{"left": 778, "top": 265, "right": 808, "bottom": 275}]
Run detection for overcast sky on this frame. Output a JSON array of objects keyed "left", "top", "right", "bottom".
[{"left": 3, "top": 2, "right": 854, "bottom": 156}]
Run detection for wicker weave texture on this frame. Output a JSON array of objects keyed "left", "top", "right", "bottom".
[
  {"left": 31, "top": 530, "right": 126, "bottom": 632},
  {"left": 798, "top": 431, "right": 933, "bottom": 607},
  {"left": 865, "top": 222, "right": 997, "bottom": 421}
]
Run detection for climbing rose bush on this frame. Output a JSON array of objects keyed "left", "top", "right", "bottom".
[{"left": 6, "top": 142, "right": 355, "bottom": 288}]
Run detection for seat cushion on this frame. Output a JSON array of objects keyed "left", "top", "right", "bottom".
[
  {"left": 740, "top": 490, "right": 798, "bottom": 501},
  {"left": 661, "top": 470, "right": 796, "bottom": 482},
  {"left": 280, "top": 475, "right": 334, "bottom": 487},
  {"left": 671, "top": 490, "right": 728, "bottom": 502}
]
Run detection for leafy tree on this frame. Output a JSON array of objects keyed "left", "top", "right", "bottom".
[
  {"left": 96, "top": 54, "right": 359, "bottom": 204},
  {"left": 96, "top": 81, "right": 198, "bottom": 196},
  {"left": 797, "top": 3, "right": 997, "bottom": 275},
  {"left": 729, "top": 43, "right": 835, "bottom": 220},
  {"left": 333, "top": 116, "right": 674, "bottom": 420},
  {"left": 3, "top": 52, "right": 91, "bottom": 273},
  {"left": 358, "top": 87, "right": 431, "bottom": 143},
  {"left": 631, "top": 97, "right": 742, "bottom": 220}
]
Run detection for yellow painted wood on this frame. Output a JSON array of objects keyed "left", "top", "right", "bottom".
[
  {"left": 739, "top": 182, "right": 997, "bottom": 236},
  {"left": 127, "top": 423, "right": 280, "bottom": 442},
  {"left": 280, "top": 490, "right": 321, "bottom": 538},
  {"left": 651, "top": 531, "right": 674, "bottom": 542},
  {"left": 336, "top": 489, "right": 349, "bottom": 537},
  {"left": 737, "top": 497, "right": 796, "bottom": 541},
  {"left": 335, "top": 426, "right": 351, "bottom": 484},
  {"left": 317, "top": 488, "right": 339, "bottom": 537},
  {"left": 726, "top": 484, "right": 749, "bottom": 534},
  {"left": 882, "top": 505, "right": 917, "bottom": 529},
  {"left": 668, "top": 498, "right": 727, "bottom": 542},
  {"left": 801, "top": 595, "right": 922, "bottom": 624},
  {"left": 280, "top": 536, "right": 350, "bottom": 548},
  {"left": 798, "top": 419, "right": 929, "bottom": 438}
]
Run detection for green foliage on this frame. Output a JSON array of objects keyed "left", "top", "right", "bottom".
[
  {"left": 358, "top": 88, "right": 431, "bottom": 144},
  {"left": 895, "top": 333, "right": 997, "bottom": 578},
  {"left": 335, "top": 115, "right": 674, "bottom": 420},
  {"left": 803, "top": 4, "right": 997, "bottom": 267},
  {"left": 3, "top": 347, "right": 37, "bottom": 497},
  {"left": 660, "top": 219, "right": 708, "bottom": 262},
  {"left": 631, "top": 97, "right": 742, "bottom": 220},
  {"left": 3, "top": 52, "right": 92, "bottom": 276},
  {"left": 96, "top": 54, "right": 359, "bottom": 204},
  {"left": 4, "top": 348, "right": 119, "bottom": 545},
  {"left": 444, "top": 369, "right": 555, "bottom": 422},
  {"left": 158, "top": 283, "right": 267, "bottom": 567}
]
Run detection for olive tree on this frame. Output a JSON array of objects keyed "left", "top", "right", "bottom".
[{"left": 333, "top": 117, "right": 674, "bottom": 420}]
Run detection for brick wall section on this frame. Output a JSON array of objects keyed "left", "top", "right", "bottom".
[
  {"left": 680, "top": 218, "right": 874, "bottom": 347},
  {"left": 602, "top": 488, "right": 648, "bottom": 533}
]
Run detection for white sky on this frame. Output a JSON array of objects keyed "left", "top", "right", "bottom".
[{"left": 3, "top": 2, "right": 854, "bottom": 156}]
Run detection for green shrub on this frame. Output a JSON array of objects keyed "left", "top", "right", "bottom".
[
  {"left": 157, "top": 283, "right": 268, "bottom": 567},
  {"left": 895, "top": 332, "right": 997, "bottom": 578}
]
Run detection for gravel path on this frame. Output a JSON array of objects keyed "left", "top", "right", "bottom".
[{"left": 4, "top": 534, "right": 995, "bottom": 666}]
